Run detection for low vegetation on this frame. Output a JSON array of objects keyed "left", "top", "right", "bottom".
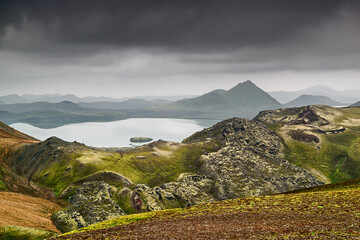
[
  {"left": 53, "top": 178, "right": 360, "bottom": 239},
  {"left": 0, "top": 226, "right": 57, "bottom": 240},
  {"left": 30, "top": 140, "right": 218, "bottom": 196},
  {"left": 256, "top": 105, "right": 360, "bottom": 183}
]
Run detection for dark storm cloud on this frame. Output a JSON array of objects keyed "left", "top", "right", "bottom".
[
  {"left": 0, "top": 0, "right": 359, "bottom": 97},
  {"left": 0, "top": 0, "right": 355, "bottom": 51}
]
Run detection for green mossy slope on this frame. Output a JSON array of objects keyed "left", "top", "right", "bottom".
[
  {"left": 0, "top": 226, "right": 57, "bottom": 240},
  {"left": 255, "top": 105, "right": 360, "bottom": 183}
]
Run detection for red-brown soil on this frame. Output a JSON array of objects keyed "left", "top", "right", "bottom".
[
  {"left": 0, "top": 121, "right": 39, "bottom": 145},
  {"left": 0, "top": 192, "right": 61, "bottom": 233}
]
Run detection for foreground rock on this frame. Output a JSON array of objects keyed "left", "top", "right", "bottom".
[
  {"left": 186, "top": 118, "right": 322, "bottom": 199},
  {"left": 52, "top": 181, "right": 125, "bottom": 232}
]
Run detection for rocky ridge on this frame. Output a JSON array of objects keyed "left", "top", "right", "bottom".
[
  {"left": 254, "top": 105, "right": 347, "bottom": 147},
  {"left": 184, "top": 118, "right": 322, "bottom": 199}
]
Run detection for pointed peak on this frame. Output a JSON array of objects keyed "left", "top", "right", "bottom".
[
  {"left": 243, "top": 80, "right": 254, "bottom": 84},
  {"left": 233, "top": 80, "right": 256, "bottom": 87},
  {"left": 228, "top": 80, "right": 259, "bottom": 92}
]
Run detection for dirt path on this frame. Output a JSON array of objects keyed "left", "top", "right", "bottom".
[{"left": 0, "top": 192, "right": 61, "bottom": 233}]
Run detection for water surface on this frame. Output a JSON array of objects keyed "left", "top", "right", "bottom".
[{"left": 11, "top": 118, "right": 218, "bottom": 147}]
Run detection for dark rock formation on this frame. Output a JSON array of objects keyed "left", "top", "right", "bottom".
[
  {"left": 135, "top": 118, "right": 323, "bottom": 210},
  {"left": 183, "top": 118, "right": 322, "bottom": 199}
]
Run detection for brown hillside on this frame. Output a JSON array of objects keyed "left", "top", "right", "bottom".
[
  {"left": 0, "top": 192, "right": 61, "bottom": 233},
  {"left": 0, "top": 121, "right": 39, "bottom": 145}
]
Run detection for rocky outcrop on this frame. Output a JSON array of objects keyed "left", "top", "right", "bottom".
[
  {"left": 184, "top": 118, "right": 323, "bottom": 199},
  {"left": 253, "top": 105, "right": 347, "bottom": 147},
  {"left": 131, "top": 118, "right": 322, "bottom": 212},
  {"left": 52, "top": 181, "right": 125, "bottom": 232},
  {"left": 134, "top": 175, "right": 216, "bottom": 210}
]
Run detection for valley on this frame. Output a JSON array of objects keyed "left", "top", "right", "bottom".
[{"left": 0, "top": 103, "right": 360, "bottom": 239}]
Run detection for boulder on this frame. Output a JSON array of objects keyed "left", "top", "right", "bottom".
[{"left": 52, "top": 181, "right": 125, "bottom": 232}]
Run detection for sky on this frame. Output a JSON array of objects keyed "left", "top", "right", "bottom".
[{"left": 0, "top": 0, "right": 359, "bottom": 98}]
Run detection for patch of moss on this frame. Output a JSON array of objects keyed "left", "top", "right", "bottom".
[
  {"left": 0, "top": 226, "right": 57, "bottom": 240},
  {"left": 101, "top": 143, "right": 216, "bottom": 187},
  {"left": 285, "top": 131, "right": 360, "bottom": 183},
  {"left": 0, "top": 167, "right": 7, "bottom": 191},
  {"left": 115, "top": 191, "right": 135, "bottom": 214},
  {"left": 35, "top": 153, "right": 98, "bottom": 195},
  {"left": 61, "top": 208, "right": 183, "bottom": 236}
]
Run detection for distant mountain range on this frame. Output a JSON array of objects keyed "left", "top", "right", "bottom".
[
  {"left": 284, "top": 95, "right": 345, "bottom": 108},
  {"left": 0, "top": 101, "right": 127, "bottom": 128},
  {"left": 0, "top": 94, "right": 194, "bottom": 104},
  {"left": 78, "top": 99, "right": 171, "bottom": 110},
  {"left": 2, "top": 81, "right": 360, "bottom": 128},
  {"left": 350, "top": 101, "right": 360, "bottom": 107},
  {"left": 268, "top": 85, "right": 360, "bottom": 104}
]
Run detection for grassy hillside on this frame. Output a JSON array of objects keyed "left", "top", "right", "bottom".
[
  {"left": 255, "top": 105, "right": 360, "bottom": 183},
  {"left": 11, "top": 138, "right": 219, "bottom": 196},
  {"left": 53, "top": 178, "right": 360, "bottom": 239}
]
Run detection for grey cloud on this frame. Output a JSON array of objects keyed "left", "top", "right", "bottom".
[
  {"left": 0, "top": 0, "right": 352, "bottom": 51},
  {"left": 0, "top": 0, "right": 359, "bottom": 97}
]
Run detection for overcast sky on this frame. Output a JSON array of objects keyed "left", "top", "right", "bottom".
[{"left": 0, "top": 0, "right": 359, "bottom": 98}]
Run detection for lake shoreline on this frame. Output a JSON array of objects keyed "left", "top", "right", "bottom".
[{"left": 10, "top": 118, "right": 218, "bottom": 148}]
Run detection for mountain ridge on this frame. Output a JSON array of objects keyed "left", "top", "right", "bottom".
[
  {"left": 268, "top": 85, "right": 360, "bottom": 104},
  {"left": 284, "top": 94, "right": 344, "bottom": 108},
  {"left": 157, "top": 80, "right": 282, "bottom": 119}
]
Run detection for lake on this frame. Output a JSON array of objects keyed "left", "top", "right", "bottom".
[{"left": 10, "top": 118, "right": 218, "bottom": 147}]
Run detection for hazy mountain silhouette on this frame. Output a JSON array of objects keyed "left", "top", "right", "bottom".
[
  {"left": 79, "top": 99, "right": 171, "bottom": 110},
  {"left": 159, "top": 80, "right": 282, "bottom": 118},
  {"left": 268, "top": 85, "right": 360, "bottom": 104},
  {"left": 284, "top": 95, "right": 344, "bottom": 108}
]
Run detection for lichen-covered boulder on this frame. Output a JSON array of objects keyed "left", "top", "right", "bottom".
[{"left": 52, "top": 181, "right": 125, "bottom": 232}]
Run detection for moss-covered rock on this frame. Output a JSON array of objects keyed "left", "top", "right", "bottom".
[{"left": 52, "top": 181, "right": 125, "bottom": 232}]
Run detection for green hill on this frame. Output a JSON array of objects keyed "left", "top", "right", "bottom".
[
  {"left": 254, "top": 105, "right": 360, "bottom": 183},
  {"left": 158, "top": 80, "right": 282, "bottom": 119},
  {"left": 227, "top": 80, "right": 281, "bottom": 110}
]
